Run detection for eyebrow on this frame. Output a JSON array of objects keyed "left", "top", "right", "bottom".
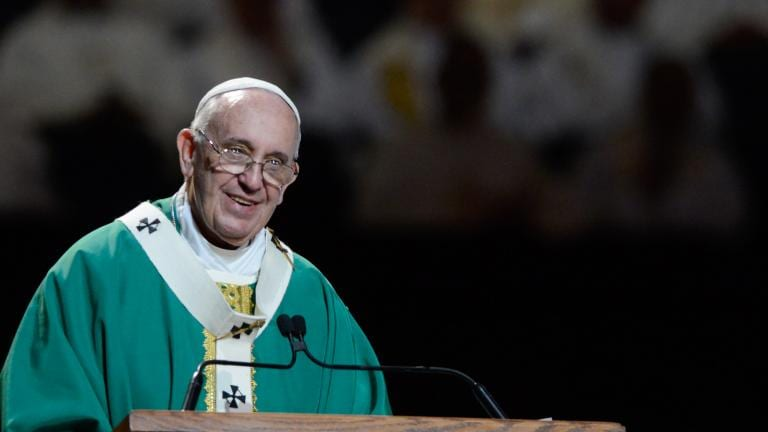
[
  {"left": 221, "top": 136, "right": 292, "bottom": 161},
  {"left": 220, "top": 137, "right": 253, "bottom": 149}
]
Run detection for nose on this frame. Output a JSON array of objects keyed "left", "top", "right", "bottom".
[{"left": 237, "top": 162, "right": 266, "bottom": 191}]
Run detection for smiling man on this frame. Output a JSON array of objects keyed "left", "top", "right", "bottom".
[{"left": 1, "top": 78, "right": 391, "bottom": 432}]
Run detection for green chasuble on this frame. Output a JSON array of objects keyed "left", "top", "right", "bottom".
[{"left": 1, "top": 197, "right": 391, "bottom": 432}]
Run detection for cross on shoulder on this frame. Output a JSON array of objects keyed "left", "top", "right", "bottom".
[{"left": 137, "top": 217, "right": 161, "bottom": 234}]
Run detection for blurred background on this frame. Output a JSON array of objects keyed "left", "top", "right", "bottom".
[{"left": 1, "top": 0, "right": 766, "bottom": 430}]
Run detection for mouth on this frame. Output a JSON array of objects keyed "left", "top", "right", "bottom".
[{"left": 226, "top": 193, "right": 257, "bottom": 207}]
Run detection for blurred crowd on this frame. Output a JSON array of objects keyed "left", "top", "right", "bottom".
[{"left": 1, "top": 0, "right": 767, "bottom": 239}]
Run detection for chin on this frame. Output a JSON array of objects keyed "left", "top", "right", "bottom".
[
  {"left": 213, "top": 207, "right": 270, "bottom": 243},
  {"left": 219, "top": 230, "right": 251, "bottom": 245},
  {"left": 219, "top": 225, "right": 260, "bottom": 246}
]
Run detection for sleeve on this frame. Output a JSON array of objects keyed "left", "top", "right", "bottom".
[
  {"left": 1, "top": 251, "right": 112, "bottom": 432},
  {"left": 344, "top": 310, "right": 392, "bottom": 415},
  {"left": 316, "top": 271, "right": 392, "bottom": 415}
]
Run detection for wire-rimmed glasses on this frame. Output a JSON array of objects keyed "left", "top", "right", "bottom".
[{"left": 196, "top": 129, "right": 298, "bottom": 187}]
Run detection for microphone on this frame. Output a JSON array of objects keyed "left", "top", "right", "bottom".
[
  {"left": 180, "top": 321, "right": 298, "bottom": 411},
  {"left": 283, "top": 314, "right": 508, "bottom": 419}
]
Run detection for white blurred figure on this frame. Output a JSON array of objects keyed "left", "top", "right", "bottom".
[
  {"left": 643, "top": 0, "right": 768, "bottom": 58},
  {"left": 0, "top": 0, "right": 346, "bottom": 214},
  {"left": 477, "top": 0, "right": 648, "bottom": 146},
  {"left": 354, "top": 25, "right": 535, "bottom": 228},
  {"left": 464, "top": 0, "right": 654, "bottom": 236},
  {"left": 581, "top": 55, "right": 745, "bottom": 234},
  {"left": 0, "top": 0, "right": 178, "bottom": 212},
  {"left": 148, "top": 0, "right": 347, "bottom": 134},
  {"left": 349, "top": 0, "right": 463, "bottom": 144}
]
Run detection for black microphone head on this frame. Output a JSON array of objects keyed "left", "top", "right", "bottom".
[
  {"left": 276, "top": 314, "right": 294, "bottom": 337},
  {"left": 292, "top": 315, "right": 307, "bottom": 336}
]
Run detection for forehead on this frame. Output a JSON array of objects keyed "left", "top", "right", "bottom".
[
  {"left": 208, "top": 89, "right": 300, "bottom": 152},
  {"left": 212, "top": 89, "right": 296, "bottom": 127}
]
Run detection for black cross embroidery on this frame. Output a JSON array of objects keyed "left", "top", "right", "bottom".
[
  {"left": 136, "top": 218, "right": 161, "bottom": 234},
  {"left": 230, "top": 323, "right": 254, "bottom": 339},
  {"left": 222, "top": 385, "right": 246, "bottom": 408}
]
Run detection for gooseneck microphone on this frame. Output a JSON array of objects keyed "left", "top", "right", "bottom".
[
  {"left": 181, "top": 314, "right": 507, "bottom": 419},
  {"left": 180, "top": 321, "right": 298, "bottom": 411},
  {"left": 282, "top": 314, "right": 508, "bottom": 419}
]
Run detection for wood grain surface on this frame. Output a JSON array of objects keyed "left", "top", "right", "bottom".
[{"left": 115, "top": 410, "right": 626, "bottom": 432}]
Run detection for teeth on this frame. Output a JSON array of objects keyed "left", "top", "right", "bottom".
[{"left": 230, "top": 195, "right": 254, "bottom": 206}]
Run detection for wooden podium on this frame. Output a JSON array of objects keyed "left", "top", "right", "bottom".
[{"left": 115, "top": 410, "right": 625, "bottom": 432}]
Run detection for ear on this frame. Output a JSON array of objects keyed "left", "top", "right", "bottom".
[
  {"left": 177, "top": 128, "right": 197, "bottom": 179},
  {"left": 276, "top": 161, "right": 299, "bottom": 205}
]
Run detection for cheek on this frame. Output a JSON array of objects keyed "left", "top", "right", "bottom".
[
  {"left": 192, "top": 171, "right": 209, "bottom": 200},
  {"left": 193, "top": 156, "right": 226, "bottom": 191},
  {"left": 275, "top": 187, "right": 286, "bottom": 205},
  {"left": 192, "top": 171, "right": 223, "bottom": 214}
]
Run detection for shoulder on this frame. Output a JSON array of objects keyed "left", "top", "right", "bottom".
[
  {"left": 268, "top": 230, "right": 329, "bottom": 286},
  {"left": 52, "top": 197, "right": 173, "bottom": 273},
  {"left": 290, "top": 252, "right": 330, "bottom": 286},
  {"left": 59, "top": 221, "right": 130, "bottom": 265},
  {"left": 34, "top": 220, "right": 133, "bottom": 308},
  {"left": 283, "top": 249, "right": 347, "bottom": 304}
]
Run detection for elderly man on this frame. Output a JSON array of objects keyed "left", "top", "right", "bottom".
[{"left": 1, "top": 77, "right": 391, "bottom": 431}]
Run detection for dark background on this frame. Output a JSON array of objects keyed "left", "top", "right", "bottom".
[{"left": 2, "top": 1, "right": 766, "bottom": 431}]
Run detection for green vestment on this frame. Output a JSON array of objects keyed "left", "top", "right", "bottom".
[{"left": 1, "top": 197, "right": 391, "bottom": 431}]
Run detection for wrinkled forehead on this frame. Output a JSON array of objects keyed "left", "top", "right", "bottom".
[
  {"left": 213, "top": 89, "right": 295, "bottom": 122},
  {"left": 218, "top": 90, "right": 299, "bottom": 136}
]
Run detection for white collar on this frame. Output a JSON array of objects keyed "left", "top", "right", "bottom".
[{"left": 174, "top": 188, "right": 266, "bottom": 277}]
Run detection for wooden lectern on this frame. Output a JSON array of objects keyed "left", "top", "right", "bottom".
[{"left": 115, "top": 410, "right": 625, "bottom": 432}]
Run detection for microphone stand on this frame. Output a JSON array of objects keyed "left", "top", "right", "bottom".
[
  {"left": 181, "top": 351, "right": 297, "bottom": 411},
  {"left": 181, "top": 314, "right": 508, "bottom": 419},
  {"left": 288, "top": 316, "right": 508, "bottom": 419}
]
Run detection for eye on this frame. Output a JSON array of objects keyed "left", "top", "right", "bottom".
[
  {"left": 222, "top": 146, "right": 250, "bottom": 159},
  {"left": 263, "top": 158, "right": 284, "bottom": 167},
  {"left": 225, "top": 146, "right": 247, "bottom": 155}
]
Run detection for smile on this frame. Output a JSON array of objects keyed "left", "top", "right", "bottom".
[{"left": 227, "top": 194, "right": 256, "bottom": 206}]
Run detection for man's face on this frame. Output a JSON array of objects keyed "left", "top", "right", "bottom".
[{"left": 177, "top": 89, "right": 299, "bottom": 248}]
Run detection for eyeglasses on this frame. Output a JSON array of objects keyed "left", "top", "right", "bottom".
[{"left": 196, "top": 129, "right": 298, "bottom": 187}]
